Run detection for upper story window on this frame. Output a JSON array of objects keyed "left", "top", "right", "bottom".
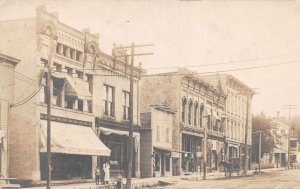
[
  {"left": 188, "top": 100, "right": 193, "bottom": 125},
  {"left": 194, "top": 103, "right": 198, "bottom": 126},
  {"left": 200, "top": 104, "right": 204, "bottom": 128},
  {"left": 122, "top": 91, "right": 130, "bottom": 120},
  {"left": 76, "top": 70, "right": 83, "bottom": 79},
  {"left": 157, "top": 125, "right": 160, "bottom": 142},
  {"left": 103, "top": 85, "right": 115, "bottom": 117},
  {"left": 53, "top": 63, "right": 62, "bottom": 72},
  {"left": 65, "top": 67, "right": 73, "bottom": 76},
  {"left": 166, "top": 127, "right": 169, "bottom": 143},
  {"left": 182, "top": 98, "right": 187, "bottom": 122}
]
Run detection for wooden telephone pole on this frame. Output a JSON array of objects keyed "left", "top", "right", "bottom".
[
  {"left": 46, "top": 35, "right": 57, "bottom": 189},
  {"left": 113, "top": 43, "right": 152, "bottom": 189}
]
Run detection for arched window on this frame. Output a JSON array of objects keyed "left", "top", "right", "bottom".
[
  {"left": 188, "top": 100, "right": 193, "bottom": 125},
  {"left": 199, "top": 104, "right": 204, "bottom": 128},
  {"left": 194, "top": 102, "right": 198, "bottom": 126},
  {"left": 182, "top": 97, "right": 187, "bottom": 122}
]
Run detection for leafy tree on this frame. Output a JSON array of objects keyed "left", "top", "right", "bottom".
[{"left": 252, "top": 112, "right": 276, "bottom": 163}]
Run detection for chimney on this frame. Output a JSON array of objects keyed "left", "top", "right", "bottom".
[{"left": 277, "top": 111, "right": 280, "bottom": 118}]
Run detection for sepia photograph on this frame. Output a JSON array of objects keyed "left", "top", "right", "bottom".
[{"left": 0, "top": 0, "right": 300, "bottom": 188}]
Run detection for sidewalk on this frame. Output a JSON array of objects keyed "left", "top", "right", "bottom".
[{"left": 26, "top": 167, "right": 286, "bottom": 189}]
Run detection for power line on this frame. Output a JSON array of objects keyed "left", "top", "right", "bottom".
[{"left": 53, "top": 58, "right": 300, "bottom": 77}]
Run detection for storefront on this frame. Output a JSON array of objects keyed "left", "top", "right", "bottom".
[
  {"left": 181, "top": 134, "right": 202, "bottom": 172},
  {"left": 39, "top": 120, "right": 110, "bottom": 180},
  {"left": 98, "top": 126, "right": 140, "bottom": 178},
  {"left": 206, "top": 139, "right": 225, "bottom": 171},
  {"left": 152, "top": 147, "right": 173, "bottom": 177}
]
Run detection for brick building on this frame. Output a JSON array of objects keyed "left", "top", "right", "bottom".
[
  {"left": 140, "top": 69, "right": 226, "bottom": 175},
  {"left": 140, "top": 103, "right": 176, "bottom": 178},
  {"left": 0, "top": 6, "right": 142, "bottom": 182},
  {"left": 202, "top": 74, "right": 254, "bottom": 169},
  {"left": 0, "top": 52, "right": 20, "bottom": 177}
]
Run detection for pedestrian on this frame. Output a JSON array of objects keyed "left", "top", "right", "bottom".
[
  {"left": 101, "top": 165, "right": 105, "bottom": 185},
  {"left": 95, "top": 167, "right": 101, "bottom": 185},
  {"left": 115, "top": 173, "right": 123, "bottom": 189},
  {"left": 104, "top": 162, "right": 110, "bottom": 184}
]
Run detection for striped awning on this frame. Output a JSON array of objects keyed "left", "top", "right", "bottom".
[{"left": 40, "top": 121, "right": 110, "bottom": 156}]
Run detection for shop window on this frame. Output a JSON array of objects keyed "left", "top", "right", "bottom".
[
  {"left": 188, "top": 100, "right": 193, "bottom": 125},
  {"left": 182, "top": 98, "right": 187, "bottom": 122},
  {"left": 166, "top": 157, "right": 170, "bottom": 172},
  {"left": 155, "top": 154, "right": 160, "bottom": 171},
  {"left": 122, "top": 91, "right": 130, "bottom": 120},
  {"left": 103, "top": 85, "right": 115, "bottom": 117}
]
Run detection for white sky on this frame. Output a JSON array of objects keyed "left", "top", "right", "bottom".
[{"left": 1, "top": 0, "right": 300, "bottom": 118}]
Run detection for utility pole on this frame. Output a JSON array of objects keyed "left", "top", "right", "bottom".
[
  {"left": 46, "top": 35, "right": 56, "bottom": 189},
  {"left": 282, "top": 105, "right": 297, "bottom": 170},
  {"left": 113, "top": 43, "right": 152, "bottom": 189},
  {"left": 203, "top": 116, "right": 207, "bottom": 180},
  {"left": 243, "top": 95, "right": 249, "bottom": 175}
]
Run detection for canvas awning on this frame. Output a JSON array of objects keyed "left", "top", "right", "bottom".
[
  {"left": 52, "top": 72, "right": 92, "bottom": 100},
  {"left": 99, "top": 127, "right": 139, "bottom": 137},
  {"left": 65, "top": 75, "right": 92, "bottom": 100},
  {"left": 40, "top": 121, "right": 110, "bottom": 156}
]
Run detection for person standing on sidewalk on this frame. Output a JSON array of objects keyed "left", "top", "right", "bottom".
[
  {"left": 95, "top": 167, "right": 101, "bottom": 185},
  {"left": 104, "top": 162, "right": 110, "bottom": 184}
]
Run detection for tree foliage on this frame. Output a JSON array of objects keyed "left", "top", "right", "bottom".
[{"left": 252, "top": 112, "right": 276, "bottom": 162}]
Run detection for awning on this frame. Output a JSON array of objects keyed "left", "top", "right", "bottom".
[
  {"left": 52, "top": 72, "right": 92, "bottom": 100},
  {"left": 65, "top": 75, "right": 92, "bottom": 100},
  {"left": 99, "top": 127, "right": 139, "bottom": 137},
  {"left": 153, "top": 146, "right": 191, "bottom": 154},
  {"left": 40, "top": 121, "right": 111, "bottom": 156}
]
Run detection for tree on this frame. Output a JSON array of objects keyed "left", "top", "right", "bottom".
[{"left": 252, "top": 112, "right": 276, "bottom": 163}]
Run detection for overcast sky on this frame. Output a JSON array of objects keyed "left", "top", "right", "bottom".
[{"left": 1, "top": 0, "right": 300, "bottom": 118}]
